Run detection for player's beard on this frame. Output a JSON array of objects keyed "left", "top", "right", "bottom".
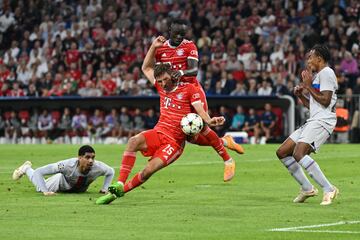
[{"left": 164, "top": 79, "right": 179, "bottom": 92}]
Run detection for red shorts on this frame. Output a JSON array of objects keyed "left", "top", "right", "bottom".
[{"left": 141, "top": 129, "right": 184, "bottom": 166}]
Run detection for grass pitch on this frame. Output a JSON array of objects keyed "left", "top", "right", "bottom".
[{"left": 0, "top": 144, "right": 359, "bottom": 240}]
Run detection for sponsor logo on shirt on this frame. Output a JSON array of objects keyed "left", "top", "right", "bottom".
[
  {"left": 190, "top": 50, "right": 198, "bottom": 56},
  {"left": 192, "top": 93, "right": 200, "bottom": 99}
]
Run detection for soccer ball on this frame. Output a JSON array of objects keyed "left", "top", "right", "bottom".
[{"left": 180, "top": 113, "right": 204, "bottom": 136}]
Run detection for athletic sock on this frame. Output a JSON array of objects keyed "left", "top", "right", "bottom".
[
  {"left": 197, "top": 126, "right": 231, "bottom": 161},
  {"left": 118, "top": 151, "right": 136, "bottom": 183},
  {"left": 280, "top": 156, "right": 313, "bottom": 191},
  {"left": 124, "top": 172, "right": 144, "bottom": 193},
  {"left": 299, "top": 155, "right": 333, "bottom": 192},
  {"left": 224, "top": 158, "right": 233, "bottom": 165}
]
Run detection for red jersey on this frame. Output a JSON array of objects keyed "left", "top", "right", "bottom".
[
  {"left": 66, "top": 50, "right": 80, "bottom": 65},
  {"left": 155, "top": 39, "right": 199, "bottom": 85},
  {"left": 154, "top": 81, "right": 201, "bottom": 144}
]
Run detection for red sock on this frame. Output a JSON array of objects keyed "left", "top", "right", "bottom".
[
  {"left": 124, "top": 172, "right": 145, "bottom": 193},
  {"left": 118, "top": 151, "right": 136, "bottom": 183},
  {"left": 193, "top": 126, "right": 230, "bottom": 161}
]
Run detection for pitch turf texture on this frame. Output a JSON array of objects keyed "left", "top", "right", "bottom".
[{"left": 0, "top": 144, "right": 359, "bottom": 240}]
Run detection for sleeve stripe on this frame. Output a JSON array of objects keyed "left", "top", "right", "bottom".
[
  {"left": 191, "top": 100, "right": 201, "bottom": 105},
  {"left": 187, "top": 56, "right": 199, "bottom": 61}
]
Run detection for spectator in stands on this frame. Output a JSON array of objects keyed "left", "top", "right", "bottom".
[
  {"left": 87, "top": 108, "right": 104, "bottom": 144},
  {"left": 101, "top": 108, "right": 119, "bottom": 138},
  {"left": 257, "top": 80, "right": 273, "bottom": 96},
  {"left": 272, "top": 75, "right": 290, "bottom": 96},
  {"left": 5, "top": 110, "right": 21, "bottom": 144},
  {"left": 132, "top": 108, "right": 145, "bottom": 135},
  {"left": 56, "top": 107, "right": 72, "bottom": 144},
  {"left": 340, "top": 51, "right": 359, "bottom": 88},
  {"left": 37, "top": 109, "right": 54, "bottom": 143},
  {"left": 8, "top": 82, "right": 25, "bottom": 97},
  {"left": 247, "top": 78, "right": 258, "bottom": 96},
  {"left": 230, "top": 105, "right": 246, "bottom": 131},
  {"left": 26, "top": 83, "right": 39, "bottom": 97},
  {"left": 71, "top": 107, "right": 88, "bottom": 141},
  {"left": 230, "top": 82, "right": 246, "bottom": 96},
  {"left": 118, "top": 106, "right": 133, "bottom": 140},
  {"left": 144, "top": 108, "right": 158, "bottom": 129},
  {"left": 260, "top": 103, "right": 277, "bottom": 143},
  {"left": 78, "top": 80, "right": 102, "bottom": 97},
  {"left": 243, "top": 108, "right": 260, "bottom": 144},
  {"left": 215, "top": 106, "right": 231, "bottom": 137}
]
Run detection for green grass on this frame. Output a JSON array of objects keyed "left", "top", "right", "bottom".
[{"left": 0, "top": 144, "right": 359, "bottom": 240}]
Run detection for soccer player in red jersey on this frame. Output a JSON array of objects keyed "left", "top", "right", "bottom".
[
  {"left": 155, "top": 19, "right": 244, "bottom": 181},
  {"left": 96, "top": 37, "right": 225, "bottom": 205}
]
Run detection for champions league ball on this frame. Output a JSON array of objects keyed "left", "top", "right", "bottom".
[{"left": 180, "top": 113, "right": 204, "bottom": 136}]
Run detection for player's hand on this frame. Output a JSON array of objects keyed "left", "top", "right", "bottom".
[
  {"left": 207, "top": 116, "right": 225, "bottom": 127},
  {"left": 43, "top": 192, "right": 56, "bottom": 196},
  {"left": 171, "top": 70, "right": 183, "bottom": 80},
  {"left": 294, "top": 84, "right": 304, "bottom": 96},
  {"left": 151, "top": 36, "right": 166, "bottom": 48},
  {"left": 99, "top": 189, "right": 108, "bottom": 194},
  {"left": 301, "top": 70, "right": 312, "bottom": 88}
]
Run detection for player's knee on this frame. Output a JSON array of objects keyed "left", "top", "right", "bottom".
[
  {"left": 276, "top": 146, "right": 291, "bottom": 159},
  {"left": 292, "top": 151, "right": 304, "bottom": 162},
  {"left": 127, "top": 136, "right": 142, "bottom": 151}
]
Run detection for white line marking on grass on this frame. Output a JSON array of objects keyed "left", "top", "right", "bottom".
[{"left": 268, "top": 221, "right": 360, "bottom": 234}]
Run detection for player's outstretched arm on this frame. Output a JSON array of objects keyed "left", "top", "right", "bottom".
[
  {"left": 192, "top": 101, "right": 225, "bottom": 127},
  {"left": 32, "top": 163, "right": 60, "bottom": 195},
  {"left": 142, "top": 36, "right": 166, "bottom": 84},
  {"left": 301, "top": 70, "right": 333, "bottom": 107},
  {"left": 98, "top": 162, "right": 115, "bottom": 193}
]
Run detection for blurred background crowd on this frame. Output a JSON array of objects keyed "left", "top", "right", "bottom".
[{"left": 0, "top": 0, "right": 359, "bottom": 144}]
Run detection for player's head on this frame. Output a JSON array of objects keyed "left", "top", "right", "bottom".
[
  {"left": 154, "top": 63, "right": 177, "bottom": 91},
  {"left": 78, "top": 145, "right": 95, "bottom": 173},
  {"left": 169, "top": 18, "right": 188, "bottom": 47},
  {"left": 307, "top": 44, "right": 330, "bottom": 71}
]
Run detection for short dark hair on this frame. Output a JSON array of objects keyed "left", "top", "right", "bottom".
[
  {"left": 154, "top": 63, "right": 173, "bottom": 79},
  {"left": 78, "top": 145, "right": 95, "bottom": 156},
  {"left": 311, "top": 44, "right": 331, "bottom": 63}
]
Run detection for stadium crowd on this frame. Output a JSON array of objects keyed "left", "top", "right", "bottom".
[{"left": 0, "top": 0, "right": 359, "bottom": 143}]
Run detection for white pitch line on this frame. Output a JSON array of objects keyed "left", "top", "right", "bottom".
[
  {"left": 279, "top": 230, "right": 360, "bottom": 234},
  {"left": 269, "top": 220, "right": 360, "bottom": 234}
]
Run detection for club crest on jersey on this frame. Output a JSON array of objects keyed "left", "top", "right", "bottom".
[
  {"left": 176, "top": 49, "right": 184, "bottom": 56},
  {"left": 176, "top": 93, "right": 184, "bottom": 100}
]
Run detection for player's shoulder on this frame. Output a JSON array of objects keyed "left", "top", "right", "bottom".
[
  {"left": 320, "top": 66, "right": 336, "bottom": 76},
  {"left": 58, "top": 158, "right": 77, "bottom": 169},
  {"left": 93, "top": 160, "right": 110, "bottom": 168},
  {"left": 181, "top": 39, "right": 196, "bottom": 48}
]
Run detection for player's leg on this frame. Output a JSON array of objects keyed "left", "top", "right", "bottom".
[
  {"left": 197, "top": 86, "right": 244, "bottom": 154},
  {"left": 293, "top": 123, "right": 338, "bottom": 205},
  {"left": 276, "top": 135, "right": 315, "bottom": 203},
  {"left": 124, "top": 157, "right": 165, "bottom": 193},
  {"left": 116, "top": 131, "right": 149, "bottom": 185},
  {"left": 125, "top": 139, "right": 183, "bottom": 193},
  {"left": 12, "top": 161, "right": 32, "bottom": 180}
]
